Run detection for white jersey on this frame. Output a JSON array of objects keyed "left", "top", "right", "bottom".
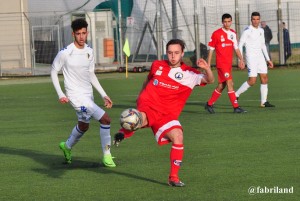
[
  {"left": 52, "top": 43, "right": 95, "bottom": 98},
  {"left": 239, "top": 25, "right": 270, "bottom": 61}
]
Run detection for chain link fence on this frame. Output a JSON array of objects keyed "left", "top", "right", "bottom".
[{"left": 0, "top": 0, "right": 299, "bottom": 76}]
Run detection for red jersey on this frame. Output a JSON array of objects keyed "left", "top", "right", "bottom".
[
  {"left": 137, "top": 60, "right": 205, "bottom": 119},
  {"left": 208, "top": 28, "right": 238, "bottom": 68}
]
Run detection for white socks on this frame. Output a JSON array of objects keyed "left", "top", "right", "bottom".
[
  {"left": 235, "top": 81, "right": 251, "bottom": 97},
  {"left": 260, "top": 84, "right": 268, "bottom": 104},
  {"left": 235, "top": 82, "right": 268, "bottom": 105},
  {"left": 100, "top": 124, "right": 112, "bottom": 155},
  {"left": 65, "top": 124, "right": 112, "bottom": 155},
  {"left": 66, "top": 125, "right": 84, "bottom": 149}
]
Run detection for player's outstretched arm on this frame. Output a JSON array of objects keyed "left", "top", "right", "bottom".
[
  {"left": 50, "top": 68, "right": 68, "bottom": 104},
  {"left": 196, "top": 58, "right": 214, "bottom": 84},
  {"left": 90, "top": 71, "right": 108, "bottom": 95},
  {"left": 90, "top": 72, "right": 113, "bottom": 108}
]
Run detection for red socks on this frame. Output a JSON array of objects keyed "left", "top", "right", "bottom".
[
  {"left": 169, "top": 144, "right": 184, "bottom": 181},
  {"left": 228, "top": 91, "right": 239, "bottom": 108},
  {"left": 208, "top": 89, "right": 221, "bottom": 106},
  {"left": 208, "top": 89, "right": 239, "bottom": 108}
]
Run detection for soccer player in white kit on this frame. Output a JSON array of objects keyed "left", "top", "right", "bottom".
[
  {"left": 51, "top": 18, "right": 116, "bottom": 167},
  {"left": 235, "top": 12, "right": 275, "bottom": 107}
]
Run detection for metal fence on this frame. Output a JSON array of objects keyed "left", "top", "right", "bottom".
[{"left": 0, "top": 0, "right": 299, "bottom": 76}]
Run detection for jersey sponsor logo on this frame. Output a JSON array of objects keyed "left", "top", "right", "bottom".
[
  {"left": 159, "top": 81, "right": 179, "bottom": 90},
  {"left": 153, "top": 79, "right": 179, "bottom": 90},
  {"left": 230, "top": 34, "right": 234, "bottom": 40},
  {"left": 175, "top": 72, "right": 183, "bottom": 80},
  {"left": 222, "top": 43, "right": 233, "bottom": 47}
]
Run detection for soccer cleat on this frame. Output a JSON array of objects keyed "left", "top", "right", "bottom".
[
  {"left": 102, "top": 154, "right": 116, "bottom": 167},
  {"left": 233, "top": 107, "right": 247, "bottom": 113},
  {"left": 204, "top": 102, "right": 215, "bottom": 114},
  {"left": 168, "top": 177, "right": 185, "bottom": 187},
  {"left": 113, "top": 132, "right": 125, "bottom": 146},
  {"left": 261, "top": 101, "right": 275, "bottom": 108},
  {"left": 59, "top": 142, "right": 72, "bottom": 164}
]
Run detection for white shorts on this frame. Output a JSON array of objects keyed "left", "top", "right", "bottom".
[
  {"left": 69, "top": 96, "right": 105, "bottom": 123},
  {"left": 246, "top": 54, "right": 268, "bottom": 77}
]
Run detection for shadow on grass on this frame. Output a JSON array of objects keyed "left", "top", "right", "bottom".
[{"left": 0, "top": 146, "right": 166, "bottom": 186}]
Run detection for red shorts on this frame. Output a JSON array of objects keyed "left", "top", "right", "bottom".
[
  {"left": 217, "top": 66, "right": 232, "bottom": 83},
  {"left": 137, "top": 104, "right": 182, "bottom": 145}
]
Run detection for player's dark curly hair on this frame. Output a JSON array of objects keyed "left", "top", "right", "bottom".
[
  {"left": 222, "top": 13, "right": 232, "bottom": 22},
  {"left": 71, "top": 18, "right": 88, "bottom": 32},
  {"left": 166, "top": 39, "right": 186, "bottom": 52},
  {"left": 251, "top": 12, "right": 260, "bottom": 18}
]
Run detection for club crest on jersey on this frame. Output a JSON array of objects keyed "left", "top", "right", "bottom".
[
  {"left": 230, "top": 34, "right": 234, "bottom": 40},
  {"left": 224, "top": 72, "right": 230, "bottom": 78},
  {"left": 87, "top": 53, "right": 90, "bottom": 59},
  {"left": 175, "top": 72, "right": 183, "bottom": 80},
  {"left": 153, "top": 79, "right": 159, "bottom": 86}
]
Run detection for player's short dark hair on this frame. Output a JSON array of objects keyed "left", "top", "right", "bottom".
[
  {"left": 222, "top": 13, "right": 232, "bottom": 22},
  {"left": 71, "top": 18, "right": 88, "bottom": 32},
  {"left": 251, "top": 12, "right": 260, "bottom": 18},
  {"left": 166, "top": 39, "right": 186, "bottom": 52}
]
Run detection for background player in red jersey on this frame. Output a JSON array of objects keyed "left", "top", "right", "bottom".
[
  {"left": 114, "top": 39, "right": 214, "bottom": 187},
  {"left": 204, "top": 13, "right": 246, "bottom": 114}
]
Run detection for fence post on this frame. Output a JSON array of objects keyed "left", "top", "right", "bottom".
[{"left": 277, "top": 0, "right": 285, "bottom": 65}]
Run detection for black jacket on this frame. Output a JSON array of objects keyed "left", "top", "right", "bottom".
[{"left": 263, "top": 25, "right": 273, "bottom": 43}]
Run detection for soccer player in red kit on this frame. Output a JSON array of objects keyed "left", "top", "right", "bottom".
[
  {"left": 114, "top": 39, "right": 214, "bottom": 187},
  {"left": 204, "top": 13, "right": 246, "bottom": 114}
]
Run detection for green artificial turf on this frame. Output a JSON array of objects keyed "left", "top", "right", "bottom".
[{"left": 0, "top": 68, "right": 299, "bottom": 201}]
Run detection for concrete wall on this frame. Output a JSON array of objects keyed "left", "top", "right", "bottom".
[{"left": 0, "top": 0, "right": 32, "bottom": 68}]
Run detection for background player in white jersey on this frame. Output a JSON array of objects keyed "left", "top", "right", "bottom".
[
  {"left": 51, "top": 18, "right": 116, "bottom": 167},
  {"left": 114, "top": 39, "right": 214, "bottom": 187},
  {"left": 235, "top": 12, "right": 275, "bottom": 107}
]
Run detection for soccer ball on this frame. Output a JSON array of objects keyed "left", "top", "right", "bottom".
[{"left": 120, "top": 108, "right": 142, "bottom": 131}]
